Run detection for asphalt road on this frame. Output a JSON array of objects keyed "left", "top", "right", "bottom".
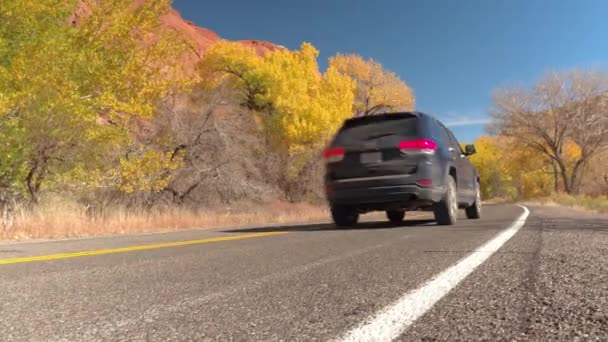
[{"left": 0, "top": 204, "right": 606, "bottom": 341}]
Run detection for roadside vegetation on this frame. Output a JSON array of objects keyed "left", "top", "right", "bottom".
[
  {"left": 525, "top": 194, "right": 608, "bottom": 214},
  {"left": 0, "top": 200, "right": 329, "bottom": 241}
]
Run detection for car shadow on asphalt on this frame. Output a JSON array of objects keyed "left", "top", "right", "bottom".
[{"left": 223, "top": 219, "right": 437, "bottom": 233}]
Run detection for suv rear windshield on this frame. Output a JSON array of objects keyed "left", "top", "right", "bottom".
[{"left": 332, "top": 114, "right": 419, "bottom": 146}]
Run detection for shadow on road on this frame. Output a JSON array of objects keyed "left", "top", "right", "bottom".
[{"left": 223, "top": 219, "right": 437, "bottom": 234}]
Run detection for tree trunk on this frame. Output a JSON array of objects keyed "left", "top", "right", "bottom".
[
  {"left": 551, "top": 160, "right": 559, "bottom": 192},
  {"left": 25, "top": 160, "right": 48, "bottom": 206},
  {"left": 26, "top": 165, "right": 41, "bottom": 205},
  {"left": 555, "top": 158, "right": 572, "bottom": 194},
  {"left": 568, "top": 158, "right": 587, "bottom": 195}
]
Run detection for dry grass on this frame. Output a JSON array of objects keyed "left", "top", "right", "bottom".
[
  {"left": 0, "top": 201, "right": 329, "bottom": 242},
  {"left": 523, "top": 194, "right": 608, "bottom": 214},
  {"left": 481, "top": 197, "right": 513, "bottom": 205}
]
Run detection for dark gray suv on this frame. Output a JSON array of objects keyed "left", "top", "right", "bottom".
[{"left": 323, "top": 112, "right": 481, "bottom": 226}]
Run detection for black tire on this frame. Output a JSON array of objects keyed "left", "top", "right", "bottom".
[
  {"left": 433, "top": 175, "right": 458, "bottom": 225},
  {"left": 331, "top": 206, "right": 359, "bottom": 227},
  {"left": 386, "top": 210, "right": 405, "bottom": 224},
  {"left": 465, "top": 182, "right": 482, "bottom": 219}
]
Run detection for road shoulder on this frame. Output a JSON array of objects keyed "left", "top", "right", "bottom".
[{"left": 403, "top": 205, "right": 608, "bottom": 341}]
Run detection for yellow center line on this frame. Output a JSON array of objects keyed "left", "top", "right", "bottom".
[{"left": 0, "top": 232, "right": 288, "bottom": 266}]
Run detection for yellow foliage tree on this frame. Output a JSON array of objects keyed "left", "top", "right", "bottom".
[
  {"left": 200, "top": 41, "right": 355, "bottom": 200},
  {"left": 116, "top": 150, "right": 183, "bottom": 193},
  {"left": 0, "top": 0, "right": 191, "bottom": 202},
  {"left": 200, "top": 41, "right": 355, "bottom": 153},
  {"left": 263, "top": 43, "right": 355, "bottom": 151},
  {"left": 328, "top": 53, "right": 414, "bottom": 116},
  {"left": 198, "top": 41, "right": 269, "bottom": 111},
  {"left": 469, "top": 135, "right": 553, "bottom": 199},
  {"left": 468, "top": 136, "right": 508, "bottom": 199},
  {"left": 504, "top": 142, "right": 553, "bottom": 198}
]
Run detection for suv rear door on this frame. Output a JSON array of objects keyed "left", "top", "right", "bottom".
[{"left": 325, "top": 114, "right": 422, "bottom": 180}]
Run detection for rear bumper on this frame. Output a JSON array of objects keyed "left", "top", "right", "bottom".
[{"left": 325, "top": 175, "right": 445, "bottom": 210}]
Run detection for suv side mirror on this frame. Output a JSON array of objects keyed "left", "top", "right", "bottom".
[{"left": 464, "top": 144, "right": 477, "bottom": 156}]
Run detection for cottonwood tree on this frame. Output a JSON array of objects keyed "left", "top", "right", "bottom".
[
  {"left": 0, "top": 0, "right": 191, "bottom": 204},
  {"left": 199, "top": 42, "right": 355, "bottom": 200},
  {"left": 198, "top": 42, "right": 273, "bottom": 113},
  {"left": 202, "top": 43, "right": 355, "bottom": 140},
  {"left": 329, "top": 54, "right": 415, "bottom": 116},
  {"left": 200, "top": 42, "right": 355, "bottom": 151},
  {"left": 468, "top": 135, "right": 555, "bottom": 199},
  {"left": 490, "top": 70, "right": 608, "bottom": 194}
]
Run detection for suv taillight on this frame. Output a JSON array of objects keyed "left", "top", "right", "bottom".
[
  {"left": 399, "top": 139, "right": 437, "bottom": 154},
  {"left": 323, "top": 147, "right": 345, "bottom": 163}
]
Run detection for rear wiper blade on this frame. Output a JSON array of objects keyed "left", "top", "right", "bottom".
[{"left": 365, "top": 133, "right": 395, "bottom": 140}]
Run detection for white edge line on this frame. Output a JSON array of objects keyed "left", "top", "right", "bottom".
[{"left": 336, "top": 205, "right": 530, "bottom": 342}]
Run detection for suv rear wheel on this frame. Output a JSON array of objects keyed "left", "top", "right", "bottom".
[
  {"left": 465, "top": 182, "right": 482, "bottom": 219},
  {"left": 434, "top": 175, "right": 458, "bottom": 225},
  {"left": 386, "top": 210, "right": 405, "bottom": 224},
  {"left": 331, "top": 205, "right": 359, "bottom": 227}
]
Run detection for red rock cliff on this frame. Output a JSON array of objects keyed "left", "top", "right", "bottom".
[{"left": 72, "top": 1, "right": 282, "bottom": 63}]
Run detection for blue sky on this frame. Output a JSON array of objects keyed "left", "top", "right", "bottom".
[{"left": 173, "top": 0, "right": 608, "bottom": 143}]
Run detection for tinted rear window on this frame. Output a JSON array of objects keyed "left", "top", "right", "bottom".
[{"left": 333, "top": 115, "right": 418, "bottom": 146}]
